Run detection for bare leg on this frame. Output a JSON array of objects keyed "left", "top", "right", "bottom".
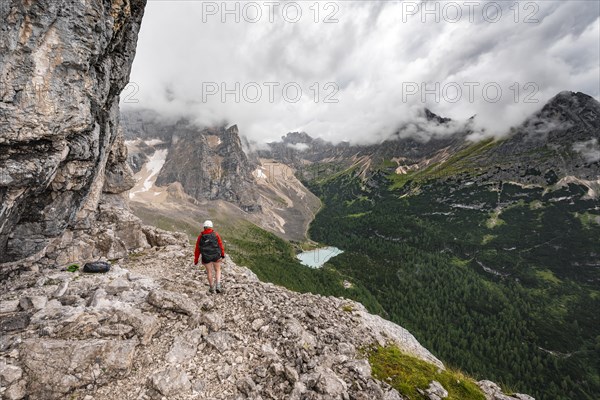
[
  {"left": 204, "top": 262, "right": 215, "bottom": 288},
  {"left": 214, "top": 260, "right": 222, "bottom": 285}
]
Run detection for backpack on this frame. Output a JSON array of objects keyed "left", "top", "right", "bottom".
[
  {"left": 82, "top": 261, "right": 111, "bottom": 273},
  {"left": 200, "top": 232, "right": 221, "bottom": 261}
]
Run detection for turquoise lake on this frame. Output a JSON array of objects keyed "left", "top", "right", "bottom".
[{"left": 296, "top": 246, "right": 344, "bottom": 268}]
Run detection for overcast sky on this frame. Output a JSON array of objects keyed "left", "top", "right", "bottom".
[{"left": 125, "top": 0, "right": 600, "bottom": 145}]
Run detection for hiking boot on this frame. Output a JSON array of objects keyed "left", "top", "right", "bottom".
[
  {"left": 215, "top": 283, "right": 223, "bottom": 294},
  {"left": 208, "top": 286, "right": 215, "bottom": 294}
]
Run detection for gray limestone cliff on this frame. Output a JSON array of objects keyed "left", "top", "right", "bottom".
[
  {"left": 0, "top": 0, "right": 147, "bottom": 267},
  {"left": 121, "top": 109, "right": 261, "bottom": 212}
]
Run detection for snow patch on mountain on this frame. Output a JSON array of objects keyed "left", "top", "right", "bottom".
[
  {"left": 130, "top": 149, "right": 168, "bottom": 199},
  {"left": 145, "top": 138, "right": 165, "bottom": 146},
  {"left": 253, "top": 168, "right": 267, "bottom": 179}
]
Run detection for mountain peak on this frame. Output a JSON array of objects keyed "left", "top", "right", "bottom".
[
  {"left": 542, "top": 91, "right": 600, "bottom": 115},
  {"left": 226, "top": 124, "right": 239, "bottom": 134},
  {"left": 424, "top": 108, "right": 452, "bottom": 124},
  {"left": 281, "top": 131, "right": 314, "bottom": 144}
]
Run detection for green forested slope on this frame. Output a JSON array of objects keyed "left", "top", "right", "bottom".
[{"left": 304, "top": 164, "right": 600, "bottom": 400}]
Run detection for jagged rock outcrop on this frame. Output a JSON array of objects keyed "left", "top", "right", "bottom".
[
  {"left": 0, "top": 245, "right": 533, "bottom": 400},
  {"left": 121, "top": 109, "right": 261, "bottom": 211},
  {"left": 0, "top": 0, "right": 147, "bottom": 265}
]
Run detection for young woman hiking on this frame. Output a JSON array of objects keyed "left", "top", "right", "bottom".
[{"left": 194, "top": 220, "right": 226, "bottom": 293}]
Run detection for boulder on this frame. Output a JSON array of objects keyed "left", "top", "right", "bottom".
[
  {"left": 201, "top": 312, "right": 224, "bottom": 332},
  {"left": 236, "top": 376, "right": 257, "bottom": 397},
  {"left": 3, "top": 379, "right": 26, "bottom": 400},
  {"left": 205, "top": 331, "right": 236, "bottom": 353},
  {"left": 478, "top": 380, "right": 536, "bottom": 400},
  {"left": 0, "top": 313, "right": 30, "bottom": 333},
  {"left": 21, "top": 338, "right": 138, "bottom": 399},
  {"left": 147, "top": 289, "right": 196, "bottom": 315},
  {"left": 19, "top": 296, "right": 48, "bottom": 311},
  {"left": 142, "top": 225, "right": 188, "bottom": 247},
  {"left": 114, "top": 306, "right": 160, "bottom": 346},
  {"left": 106, "top": 278, "right": 131, "bottom": 295},
  {"left": 0, "top": 364, "right": 23, "bottom": 386},
  {"left": 424, "top": 380, "right": 448, "bottom": 400},
  {"left": 0, "top": 300, "right": 20, "bottom": 314},
  {"left": 149, "top": 366, "right": 191, "bottom": 397},
  {"left": 165, "top": 329, "right": 203, "bottom": 364}
]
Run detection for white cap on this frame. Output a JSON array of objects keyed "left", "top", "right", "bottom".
[{"left": 203, "top": 220, "right": 213, "bottom": 228}]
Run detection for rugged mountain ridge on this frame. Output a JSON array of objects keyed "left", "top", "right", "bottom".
[
  {"left": 121, "top": 109, "right": 320, "bottom": 241},
  {"left": 262, "top": 92, "right": 600, "bottom": 189},
  {"left": 121, "top": 109, "right": 261, "bottom": 212},
  {"left": 0, "top": 0, "right": 148, "bottom": 267},
  {"left": 260, "top": 109, "right": 466, "bottom": 180},
  {"left": 291, "top": 92, "right": 600, "bottom": 399},
  {"left": 473, "top": 91, "right": 600, "bottom": 185}
]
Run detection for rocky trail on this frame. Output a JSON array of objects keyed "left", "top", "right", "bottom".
[
  {"left": 0, "top": 241, "right": 534, "bottom": 400},
  {"left": 1, "top": 242, "right": 444, "bottom": 400}
]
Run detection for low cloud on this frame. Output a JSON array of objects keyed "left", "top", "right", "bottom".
[
  {"left": 286, "top": 142, "right": 310, "bottom": 151},
  {"left": 125, "top": 1, "right": 600, "bottom": 145},
  {"left": 573, "top": 139, "right": 600, "bottom": 163}
]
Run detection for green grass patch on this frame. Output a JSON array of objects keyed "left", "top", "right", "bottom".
[
  {"left": 388, "top": 171, "right": 417, "bottom": 190},
  {"left": 576, "top": 212, "right": 600, "bottom": 228},
  {"left": 368, "top": 345, "right": 486, "bottom": 400},
  {"left": 379, "top": 159, "right": 398, "bottom": 169},
  {"left": 67, "top": 264, "right": 79, "bottom": 273},
  {"left": 347, "top": 211, "right": 372, "bottom": 218},
  {"left": 529, "top": 200, "right": 544, "bottom": 210},
  {"left": 388, "top": 139, "right": 498, "bottom": 190},
  {"left": 341, "top": 303, "right": 354, "bottom": 312},
  {"left": 486, "top": 209, "right": 506, "bottom": 229},
  {"left": 482, "top": 234, "right": 496, "bottom": 245},
  {"left": 535, "top": 269, "right": 562, "bottom": 285}
]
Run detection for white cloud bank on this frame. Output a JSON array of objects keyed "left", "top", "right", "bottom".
[
  {"left": 573, "top": 139, "right": 600, "bottom": 163},
  {"left": 125, "top": 0, "right": 600, "bottom": 145}
]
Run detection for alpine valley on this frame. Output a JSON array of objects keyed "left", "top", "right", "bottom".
[{"left": 120, "top": 91, "right": 600, "bottom": 400}]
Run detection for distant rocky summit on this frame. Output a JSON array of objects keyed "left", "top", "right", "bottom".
[
  {"left": 261, "top": 92, "right": 600, "bottom": 188},
  {"left": 121, "top": 109, "right": 261, "bottom": 212},
  {"left": 476, "top": 91, "right": 600, "bottom": 184}
]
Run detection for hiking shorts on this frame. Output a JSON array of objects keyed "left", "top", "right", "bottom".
[{"left": 202, "top": 255, "right": 222, "bottom": 264}]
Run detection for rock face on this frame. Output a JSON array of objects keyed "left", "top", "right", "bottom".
[
  {"left": 121, "top": 109, "right": 261, "bottom": 211},
  {"left": 123, "top": 116, "right": 321, "bottom": 241},
  {"left": 0, "top": 245, "right": 532, "bottom": 400},
  {"left": 0, "top": 0, "right": 147, "bottom": 264},
  {"left": 476, "top": 91, "right": 600, "bottom": 185}
]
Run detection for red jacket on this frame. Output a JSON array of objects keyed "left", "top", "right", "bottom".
[{"left": 194, "top": 228, "right": 225, "bottom": 264}]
